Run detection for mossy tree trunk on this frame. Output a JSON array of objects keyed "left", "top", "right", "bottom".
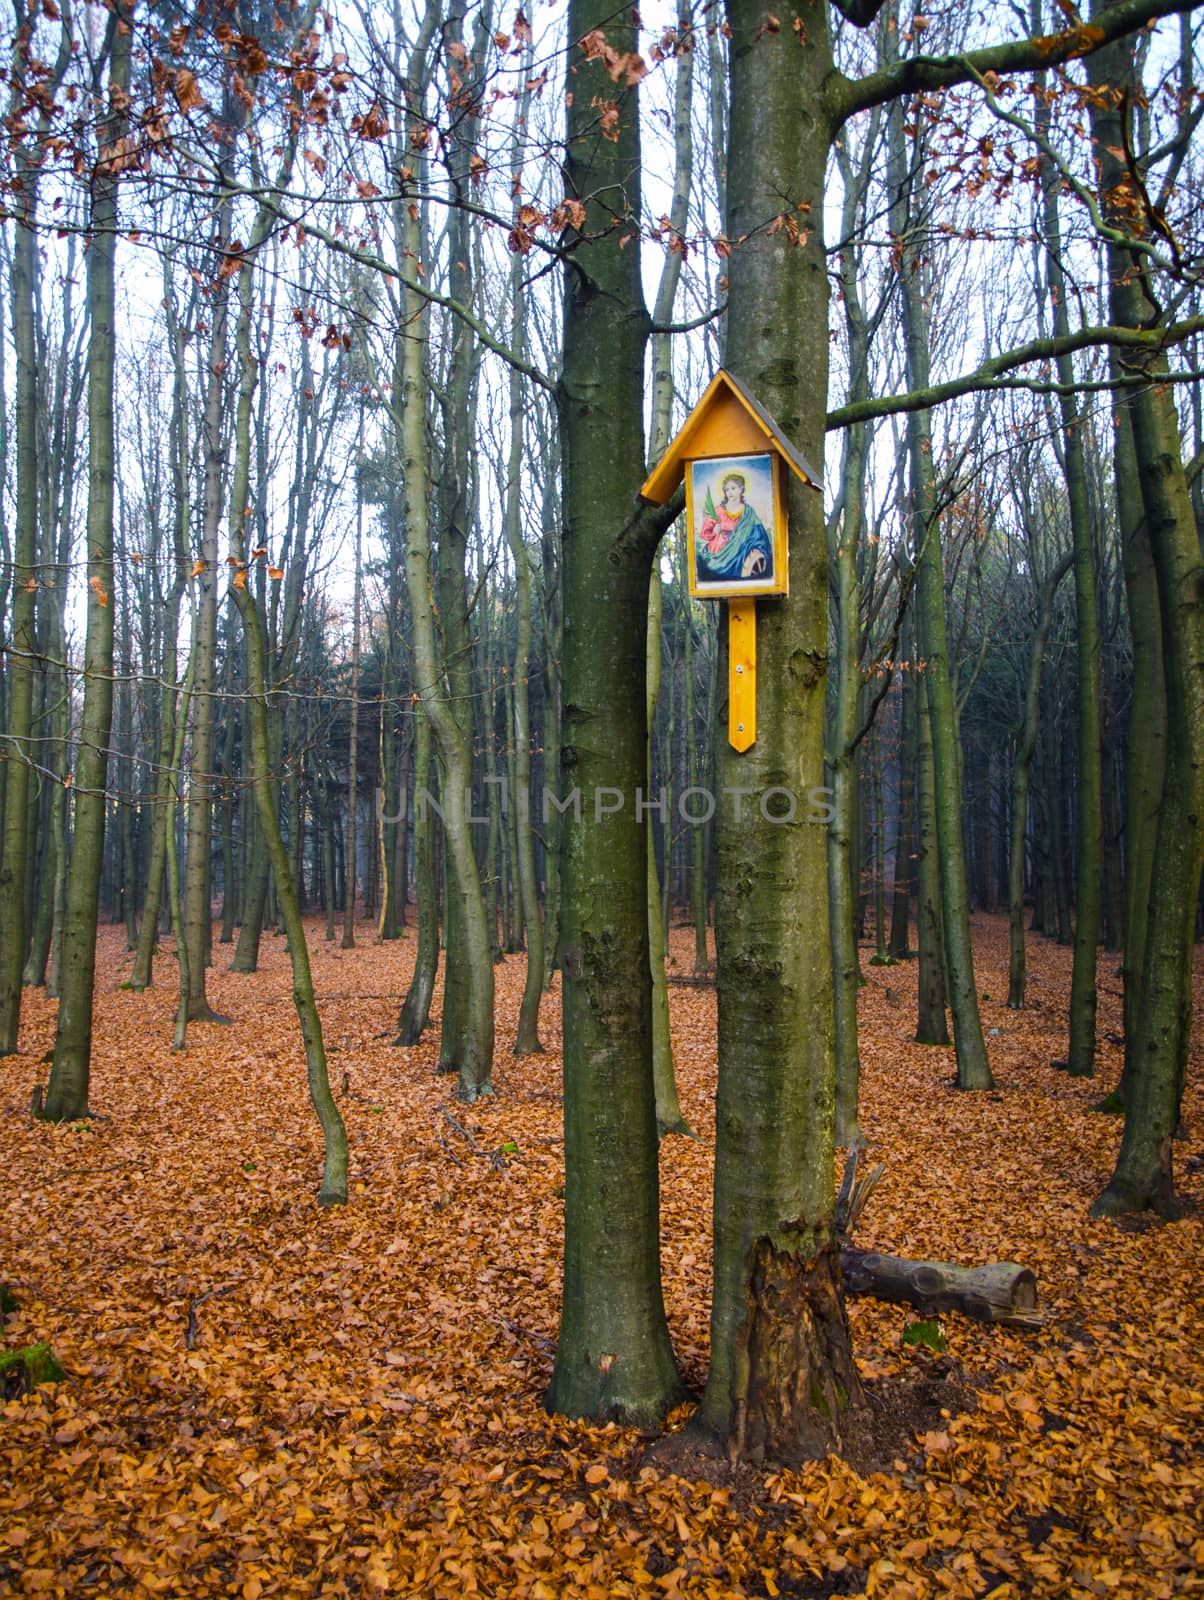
[
  {"left": 694, "top": 0, "right": 863, "bottom": 1464},
  {"left": 546, "top": 0, "right": 686, "bottom": 1428},
  {"left": 395, "top": 4, "right": 493, "bottom": 1101},
  {"left": 503, "top": 63, "right": 545, "bottom": 1054},
  {"left": 1035, "top": 75, "right": 1102, "bottom": 1076},
  {"left": 888, "top": 616, "right": 917, "bottom": 960},
  {"left": 1086, "top": 8, "right": 1203, "bottom": 1215},
  {"left": 41, "top": 13, "right": 131, "bottom": 1121},
  {"left": 396, "top": 707, "right": 438, "bottom": 1045},
  {"left": 223, "top": 98, "right": 347, "bottom": 1205},
  {"left": 0, "top": 60, "right": 44, "bottom": 1054},
  {"left": 890, "top": 93, "right": 992, "bottom": 1091},
  {"left": 1007, "top": 551, "right": 1071, "bottom": 1009}
]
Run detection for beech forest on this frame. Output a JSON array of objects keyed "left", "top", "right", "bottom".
[{"left": 0, "top": 0, "right": 1202, "bottom": 1594}]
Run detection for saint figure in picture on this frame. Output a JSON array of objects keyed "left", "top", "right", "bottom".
[{"left": 696, "top": 470, "right": 773, "bottom": 584}]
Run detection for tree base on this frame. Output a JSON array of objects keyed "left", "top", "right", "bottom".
[
  {"left": 186, "top": 1003, "right": 233, "bottom": 1024},
  {"left": 456, "top": 1078, "right": 495, "bottom": 1104},
  {"left": 1089, "top": 1171, "right": 1179, "bottom": 1221},
  {"left": 723, "top": 1239, "right": 863, "bottom": 1467}
]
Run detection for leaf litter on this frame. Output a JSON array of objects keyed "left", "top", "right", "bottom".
[{"left": 1, "top": 917, "right": 1201, "bottom": 1598}]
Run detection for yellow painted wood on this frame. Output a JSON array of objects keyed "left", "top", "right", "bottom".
[
  {"left": 728, "top": 597, "right": 756, "bottom": 752},
  {"left": 640, "top": 369, "right": 819, "bottom": 505}
]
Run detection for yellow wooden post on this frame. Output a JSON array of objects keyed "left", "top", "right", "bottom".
[{"left": 728, "top": 598, "right": 756, "bottom": 752}]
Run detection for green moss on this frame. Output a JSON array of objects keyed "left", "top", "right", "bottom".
[
  {"left": 0, "top": 1286, "right": 19, "bottom": 1316},
  {"left": 869, "top": 954, "right": 899, "bottom": 968},
  {"left": 1092, "top": 1091, "right": 1125, "bottom": 1115},
  {"left": 0, "top": 1342, "right": 67, "bottom": 1392},
  {"left": 901, "top": 1319, "right": 947, "bottom": 1353},
  {"left": 809, "top": 1375, "right": 832, "bottom": 1420}
]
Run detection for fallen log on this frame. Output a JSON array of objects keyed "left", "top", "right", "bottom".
[
  {"left": 836, "top": 1146, "right": 1043, "bottom": 1330},
  {"left": 840, "top": 1246, "right": 1042, "bottom": 1329}
]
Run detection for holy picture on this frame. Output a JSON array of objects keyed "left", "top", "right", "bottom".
[{"left": 690, "top": 452, "right": 777, "bottom": 591}]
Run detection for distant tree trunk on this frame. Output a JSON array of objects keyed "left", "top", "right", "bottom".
[
  {"left": 184, "top": 209, "right": 231, "bottom": 1024},
  {"left": 224, "top": 121, "right": 347, "bottom": 1202},
  {"left": 915, "top": 683, "right": 949, "bottom": 1044},
  {"left": 827, "top": 128, "right": 877, "bottom": 1147},
  {"left": 647, "top": 567, "right": 687, "bottom": 1135},
  {"left": 540, "top": 486, "right": 564, "bottom": 992},
  {"left": 888, "top": 620, "right": 917, "bottom": 960},
  {"left": 395, "top": 12, "right": 493, "bottom": 1100},
  {"left": 218, "top": 636, "right": 240, "bottom": 946},
  {"left": 377, "top": 702, "right": 406, "bottom": 941},
  {"left": 504, "top": 202, "right": 544, "bottom": 1055},
  {"left": 396, "top": 708, "right": 438, "bottom": 1045},
  {"left": 342, "top": 430, "right": 363, "bottom": 950},
  {"left": 0, "top": 102, "right": 43, "bottom": 1053},
  {"left": 643, "top": 20, "right": 693, "bottom": 1126},
  {"left": 1008, "top": 553, "right": 1071, "bottom": 1009},
  {"left": 40, "top": 15, "right": 131, "bottom": 1121},
  {"left": 892, "top": 100, "right": 992, "bottom": 1091},
  {"left": 871, "top": 734, "right": 888, "bottom": 958},
  {"left": 1037, "top": 100, "right": 1102, "bottom": 1076},
  {"left": 1100, "top": 729, "right": 1124, "bottom": 953},
  {"left": 681, "top": 535, "right": 710, "bottom": 972}
]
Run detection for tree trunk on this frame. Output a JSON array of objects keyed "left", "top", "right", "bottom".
[
  {"left": 1086, "top": 6, "right": 1203, "bottom": 1213},
  {"left": 394, "top": 14, "right": 493, "bottom": 1100},
  {"left": 396, "top": 708, "right": 438, "bottom": 1045},
  {"left": 546, "top": 0, "right": 685, "bottom": 1427},
  {"left": 1036, "top": 98, "right": 1102, "bottom": 1076},
  {"left": 694, "top": 0, "right": 863, "bottom": 1465},
  {"left": 1008, "top": 554, "right": 1071, "bottom": 1008},
  {"left": 915, "top": 677, "right": 950, "bottom": 1044},
  {"left": 888, "top": 619, "right": 917, "bottom": 960},
  {"left": 0, "top": 72, "right": 44, "bottom": 1053},
  {"left": 892, "top": 97, "right": 992, "bottom": 1091},
  {"left": 503, "top": 175, "right": 545, "bottom": 1054},
  {"left": 40, "top": 16, "right": 131, "bottom": 1121}
]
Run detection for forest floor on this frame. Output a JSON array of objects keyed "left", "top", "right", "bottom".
[{"left": 1, "top": 915, "right": 1202, "bottom": 1599}]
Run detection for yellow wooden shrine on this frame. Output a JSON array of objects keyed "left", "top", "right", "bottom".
[{"left": 640, "top": 369, "right": 820, "bottom": 751}]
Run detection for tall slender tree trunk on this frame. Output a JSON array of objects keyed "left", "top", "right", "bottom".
[
  {"left": 342, "top": 426, "right": 363, "bottom": 949},
  {"left": 915, "top": 680, "right": 950, "bottom": 1044},
  {"left": 394, "top": 9, "right": 493, "bottom": 1100},
  {"left": 40, "top": 15, "right": 131, "bottom": 1120},
  {"left": 184, "top": 215, "right": 231, "bottom": 1024},
  {"left": 888, "top": 618, "right": 917, "bottom": 960},
  {"left": 503, "top": 124, "right": 545, "bottom": 1052},
  {"left": 1008, "top": 554, "right": 1071, "bottom": 1008},
  {"left": 1036, "top": 84, "right": 1102, "bottom": 1075},
  {"left": 0, "top": 96, "right": 42, "bottom": 1054},
  {"left": 396, "top": 707, "right": 438, "bottom": 1045},
  {"left": 891, "top": 97, "right": 992, "bottom": 1090}
]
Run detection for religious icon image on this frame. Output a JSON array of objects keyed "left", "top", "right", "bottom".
[{"left": 687, "top": 452, "right": 780, "bottom": 596}]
